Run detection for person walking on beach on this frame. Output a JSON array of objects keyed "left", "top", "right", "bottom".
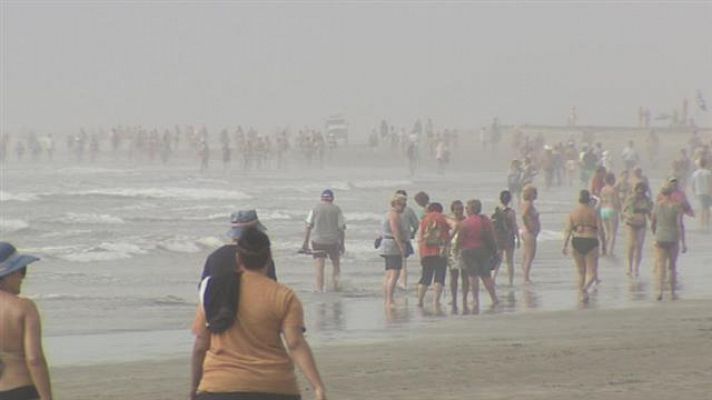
[
  {"left": 651, "top": 184, "right": 687, "bottom": 300},
  {"left": 690, "top": 158, "right": 712, "bottom": 231},
  {"left": 191, "top": 228, "right": 326, "bottom": 400},
  {"left": 492, "top": 190, "right": 520, "bottom": 287},
  {"left": 520, "top": 185, "right": 540, "bottom": 284},
  {"left": 622, "top": 182, "right": 653, "bottom": 277},
  {"left": 416, "top": 202, "right": 450, "bottom": 308},
  {"left": 380, "top": 193, "right": 410, "bottom": 308},
  {"left": 458, "top": 200, "right": 499, "bottom": 311},
  {"left": 563, "top": 191, "right": 605, "bottom": 303},
  {"left": 599, "top": 173, "right": 621, "bottom": 256},
  {"left": 301, "top": 190, "right": 346, "bottom": 292},
  {"left": 507, "top": 160, "right": 524, "bottom": 203},
  {"left": 0, "top": 243, "right": 52, "bottom": 400},
  {"left": 395, "top": 190, "right": 419, "bottom": 290},
  {"left": 621, "top": 140, "right": 639, "bottom": 171}
]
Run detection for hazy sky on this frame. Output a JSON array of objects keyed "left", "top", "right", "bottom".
[{"left": 3, "top": 1, "right": 711, "bottom": 135}]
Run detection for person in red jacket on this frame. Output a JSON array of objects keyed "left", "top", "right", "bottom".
[{"left": 416, "top": 202, "right": 451, "bottom": 308}]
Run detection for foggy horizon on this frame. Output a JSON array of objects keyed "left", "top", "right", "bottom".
[{"left": 3, "top": 2, "right": 711, "bottom": 135}]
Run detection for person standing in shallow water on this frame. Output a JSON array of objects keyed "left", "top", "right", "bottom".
[
  {"left": 446, "top": 200, "right": 468, "bottom": 311},
  {"left": 380, "top": 194, "right": 409, "bottom": 308},
  {"left": 0, "top": 243, "right": 52, "bottom": 400},
  {"left": 651, "top": 184, "right": 687, "bottom": 301},
  {"left": 599, "top": 173, "right": 621, "bottom": 256},
  {"left": 395, "top": 190, "right": 419, "bottom": 290},
  {"left": 301, "top": 190, "right": 346, "bottom": 292},
  {"left": 492, "top": 190, "right": 520, "bottom": 287},
  {"left": 520, "top": 185, "right": 540, "bottom": 284},
  {"left": 416, "top": 202, "right": 450, "bottom": 308},
  {"left": 563, "top": 190, "right": 605, "bottom": 303},
  {"left": 458, "top": 199, "right": 499, "bottom": 311}
]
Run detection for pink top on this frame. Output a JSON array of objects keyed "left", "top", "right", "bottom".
[{"left": 460, "top": 215, "right": 493, "bottom": 250}]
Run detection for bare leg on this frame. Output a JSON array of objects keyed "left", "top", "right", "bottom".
[
  {"left": 626, "top": 226, "right": 636, "bottom": 276},
  {"left": 398, "top": 259, "right": 408, "bottom": 290},
  {"left": 669, "top": 243, "right": 680, "bottom": 299},
  {"left": 449, "top": 269, "right": 459, "bottom": 310},
  {"left": 433, "top": 283, "right": 443, "bottom": 307},
  {"left": 522, "top": 233, "right": 537, "bottom": 283},
  {"left": 654, "top": 245, "right": 667, "bottom": 300},
  {"left": 505, "top": 247, "right": 515, "bottom": 287},
  {"left": 461, "top": 272, "right": 471, "bottom": 312},
  {"left": 315, "top": 257, "right": 326, "bottom": 292},
  {"left": 469, "top": 275, "right": 480, "bottom": 308},
  {"left": 572, "top": 250, "right": 587, "bottom": 302},
  {"left": 583, "top": 249, "right": 599, "bottom": 292},
  {"left": 384, "top": 270, "right": 399, "bottom": 307},
  {"left": 610, "top": 216, "right": 619, "bottom": 255},
  {"left": 634, "top": 228, "right": 646, "bottom": 277},
  {"left": 417, "top": 284, "right": 427, "bottom": 307},
  {"left": 331, "top": 256, "right": 341, "bottom": 291},
  {"left": 481, "top": 276, "right": 498, "bottom": 305}
]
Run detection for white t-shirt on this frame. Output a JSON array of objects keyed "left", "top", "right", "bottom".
[{"left": 690, "top": 168, "right": 712, "bottom": 196}]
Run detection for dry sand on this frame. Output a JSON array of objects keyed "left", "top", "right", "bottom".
[{"left": 54, "top": 299, "right": 712, "bottom": 400}]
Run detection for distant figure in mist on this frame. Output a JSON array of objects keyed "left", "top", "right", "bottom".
[
  {"left": 621, "top": 140, "right": 639, "bottom": 172},
  {"left": 690, "top": 158, "right": 712, "bottom": 231},
  {"left": 0, "top": 243, "right": 53, "bottom": 400},
  {"left": 301, "top": 190, "right": 346, "bottom": 292},
  {"left": 198, "top": 138, "right": 210, "bottom": 173}
]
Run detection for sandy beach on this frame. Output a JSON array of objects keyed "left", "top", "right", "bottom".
[{"left": 53, "top": 299, "right": 712, "bottom": 400}]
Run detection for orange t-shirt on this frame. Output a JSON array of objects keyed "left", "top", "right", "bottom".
[{"left": 192, "top": 271, "right": 305, "bottom": 395}]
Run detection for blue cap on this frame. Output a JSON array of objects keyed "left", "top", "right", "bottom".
[
  {"left": 0, "top": 242, "right": 40, "bottom": 279},
  {"left": 226, "top": 210, "right": 267, "bottom": 240},
  {"left": 321, "top": 189, "right": 334, "bottom": 201}
]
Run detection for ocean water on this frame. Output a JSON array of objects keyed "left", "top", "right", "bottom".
[{"left": 2, "top": 145, "right": 711, "bottom": 367}]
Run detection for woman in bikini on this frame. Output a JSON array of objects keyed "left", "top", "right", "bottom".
[
  {"left": 615, "top": 169, "right": 631, "bottom": 210},
  {"left": 651, "top": 184, "right": 687, "bottom": 300},
  {"left": 0, "top": 242, "right": 52, "bottom": 400},
  {"left": 563, "top": 190, "right": 606, "bottom": 302},
  {"left": 599, "top": 172, "right": 621, "bottom": 256},
  {"left": 520, "top": 185, "right": 540, "bottom": 284},
  {"left": 623, "top": 182, "right": 654, "bottom": 277}
]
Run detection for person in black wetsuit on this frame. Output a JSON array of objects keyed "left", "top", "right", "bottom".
[{"left": 563, "top": 190, "right": 605, "bottom": 303}]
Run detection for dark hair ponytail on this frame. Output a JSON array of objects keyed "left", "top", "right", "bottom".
[{"left": 202, "top": 227, "right": 272, "bottom": 334}]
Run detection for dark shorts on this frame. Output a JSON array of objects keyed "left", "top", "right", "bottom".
[
  {"left": 197, "top": 392, "right": 300, "bottom": 400},
  {"left": 383, "top": 255, "right": 403, "bottom": 270},
  {"left": 419, "top": 256, "right": 447, "bottom": 286},
  {"left": 0, "top": 386, "right": 39, "bottom": 400},
  {"left": 698, "top": 194, "right": 712, "bottom": 209},
  {"left": 461, "top": 247, "right": 492, "bottom": 278},
  {"left": 311, "top": 242, "right": 340, "bottom": 260}
]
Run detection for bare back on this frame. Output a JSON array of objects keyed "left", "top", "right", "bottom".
[{"left": 0, "top": 292, "right": 36, "bottom": 390}]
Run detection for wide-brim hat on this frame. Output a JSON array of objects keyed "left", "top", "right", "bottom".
[
  {"left": 0, "top": 242, "right": 40, "bottom": 279},
  {"left": 226, "top": 210, "right": 267, "bottom": 239}
]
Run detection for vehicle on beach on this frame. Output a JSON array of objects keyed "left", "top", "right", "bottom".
[{"left": 325, "top": 114, "right": 349, "bottom": 145}]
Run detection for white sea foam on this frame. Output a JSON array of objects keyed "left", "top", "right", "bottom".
[
  {"left": 60, "top": 250, "right": 134, "bottom": 263},
  {"left": 0, "top": 191, "right": 39, "bottom": 202},
  {"left": 351, "top": 179, "right": 413, "bottom": 189},
  {"left": 344, "top": 212, "right": 383, "bottom": 222},
  {"left": 0, "top": 218, "right": 29, "bottom": 232},
  {"left": 196, "top": 236, "right": 224, "bottom": 248},
  {"left": 158, "top": 239, "right": 202, "bottom": 253},
  {"left": 72, "top": 187, "right": 251, "bottom": 201},
  {"left": 58, "top": 212, "right": 125, "bottom": 225}
]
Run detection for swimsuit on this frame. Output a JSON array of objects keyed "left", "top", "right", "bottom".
[
  {"left": 0, "top": 385, "right": 39, "bottom": 400},
  {"left": 600, "top": 207, "right": 617, "bottom": 221},
  {"left": 571, "top": 237, "right": 599, "bottom": 255}
]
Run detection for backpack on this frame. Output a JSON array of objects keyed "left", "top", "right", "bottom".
[
  {"left": 422, "top": 219, "right": 444, "bottom": 247},
  {"left": 491, "top": 207, "right": 512, "bottom": 240}
]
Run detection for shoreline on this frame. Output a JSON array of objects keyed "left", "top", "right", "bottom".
[{"left": 53, "top": 299, "right": 712, "bottom": 399}]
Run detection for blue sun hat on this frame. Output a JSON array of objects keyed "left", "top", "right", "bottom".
[
  {"left": 226, "top": 209, "right": 267, "bottom": 240},
  {"left": 0, "top": 242, "right": 40, "bottom": 279}
]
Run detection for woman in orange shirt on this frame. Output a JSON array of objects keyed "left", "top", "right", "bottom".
[
  {"left": 191, "top": 228, "right": 326, "bottom": 400},
  {"left": 416, "top": 202, "right": 451, "bottom": 308}
]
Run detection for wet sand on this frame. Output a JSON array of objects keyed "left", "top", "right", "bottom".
[{"left": 54, "top": 299, "right": 712, "bottom": 400}]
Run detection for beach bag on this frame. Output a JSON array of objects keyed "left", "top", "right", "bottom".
[{"left": 374, "top": 236, "right": 382, "bottom": 249}]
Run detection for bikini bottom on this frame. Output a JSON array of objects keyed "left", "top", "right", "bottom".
[{"left": 572, "top": 237, "right": 599, "bottom": 256}]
